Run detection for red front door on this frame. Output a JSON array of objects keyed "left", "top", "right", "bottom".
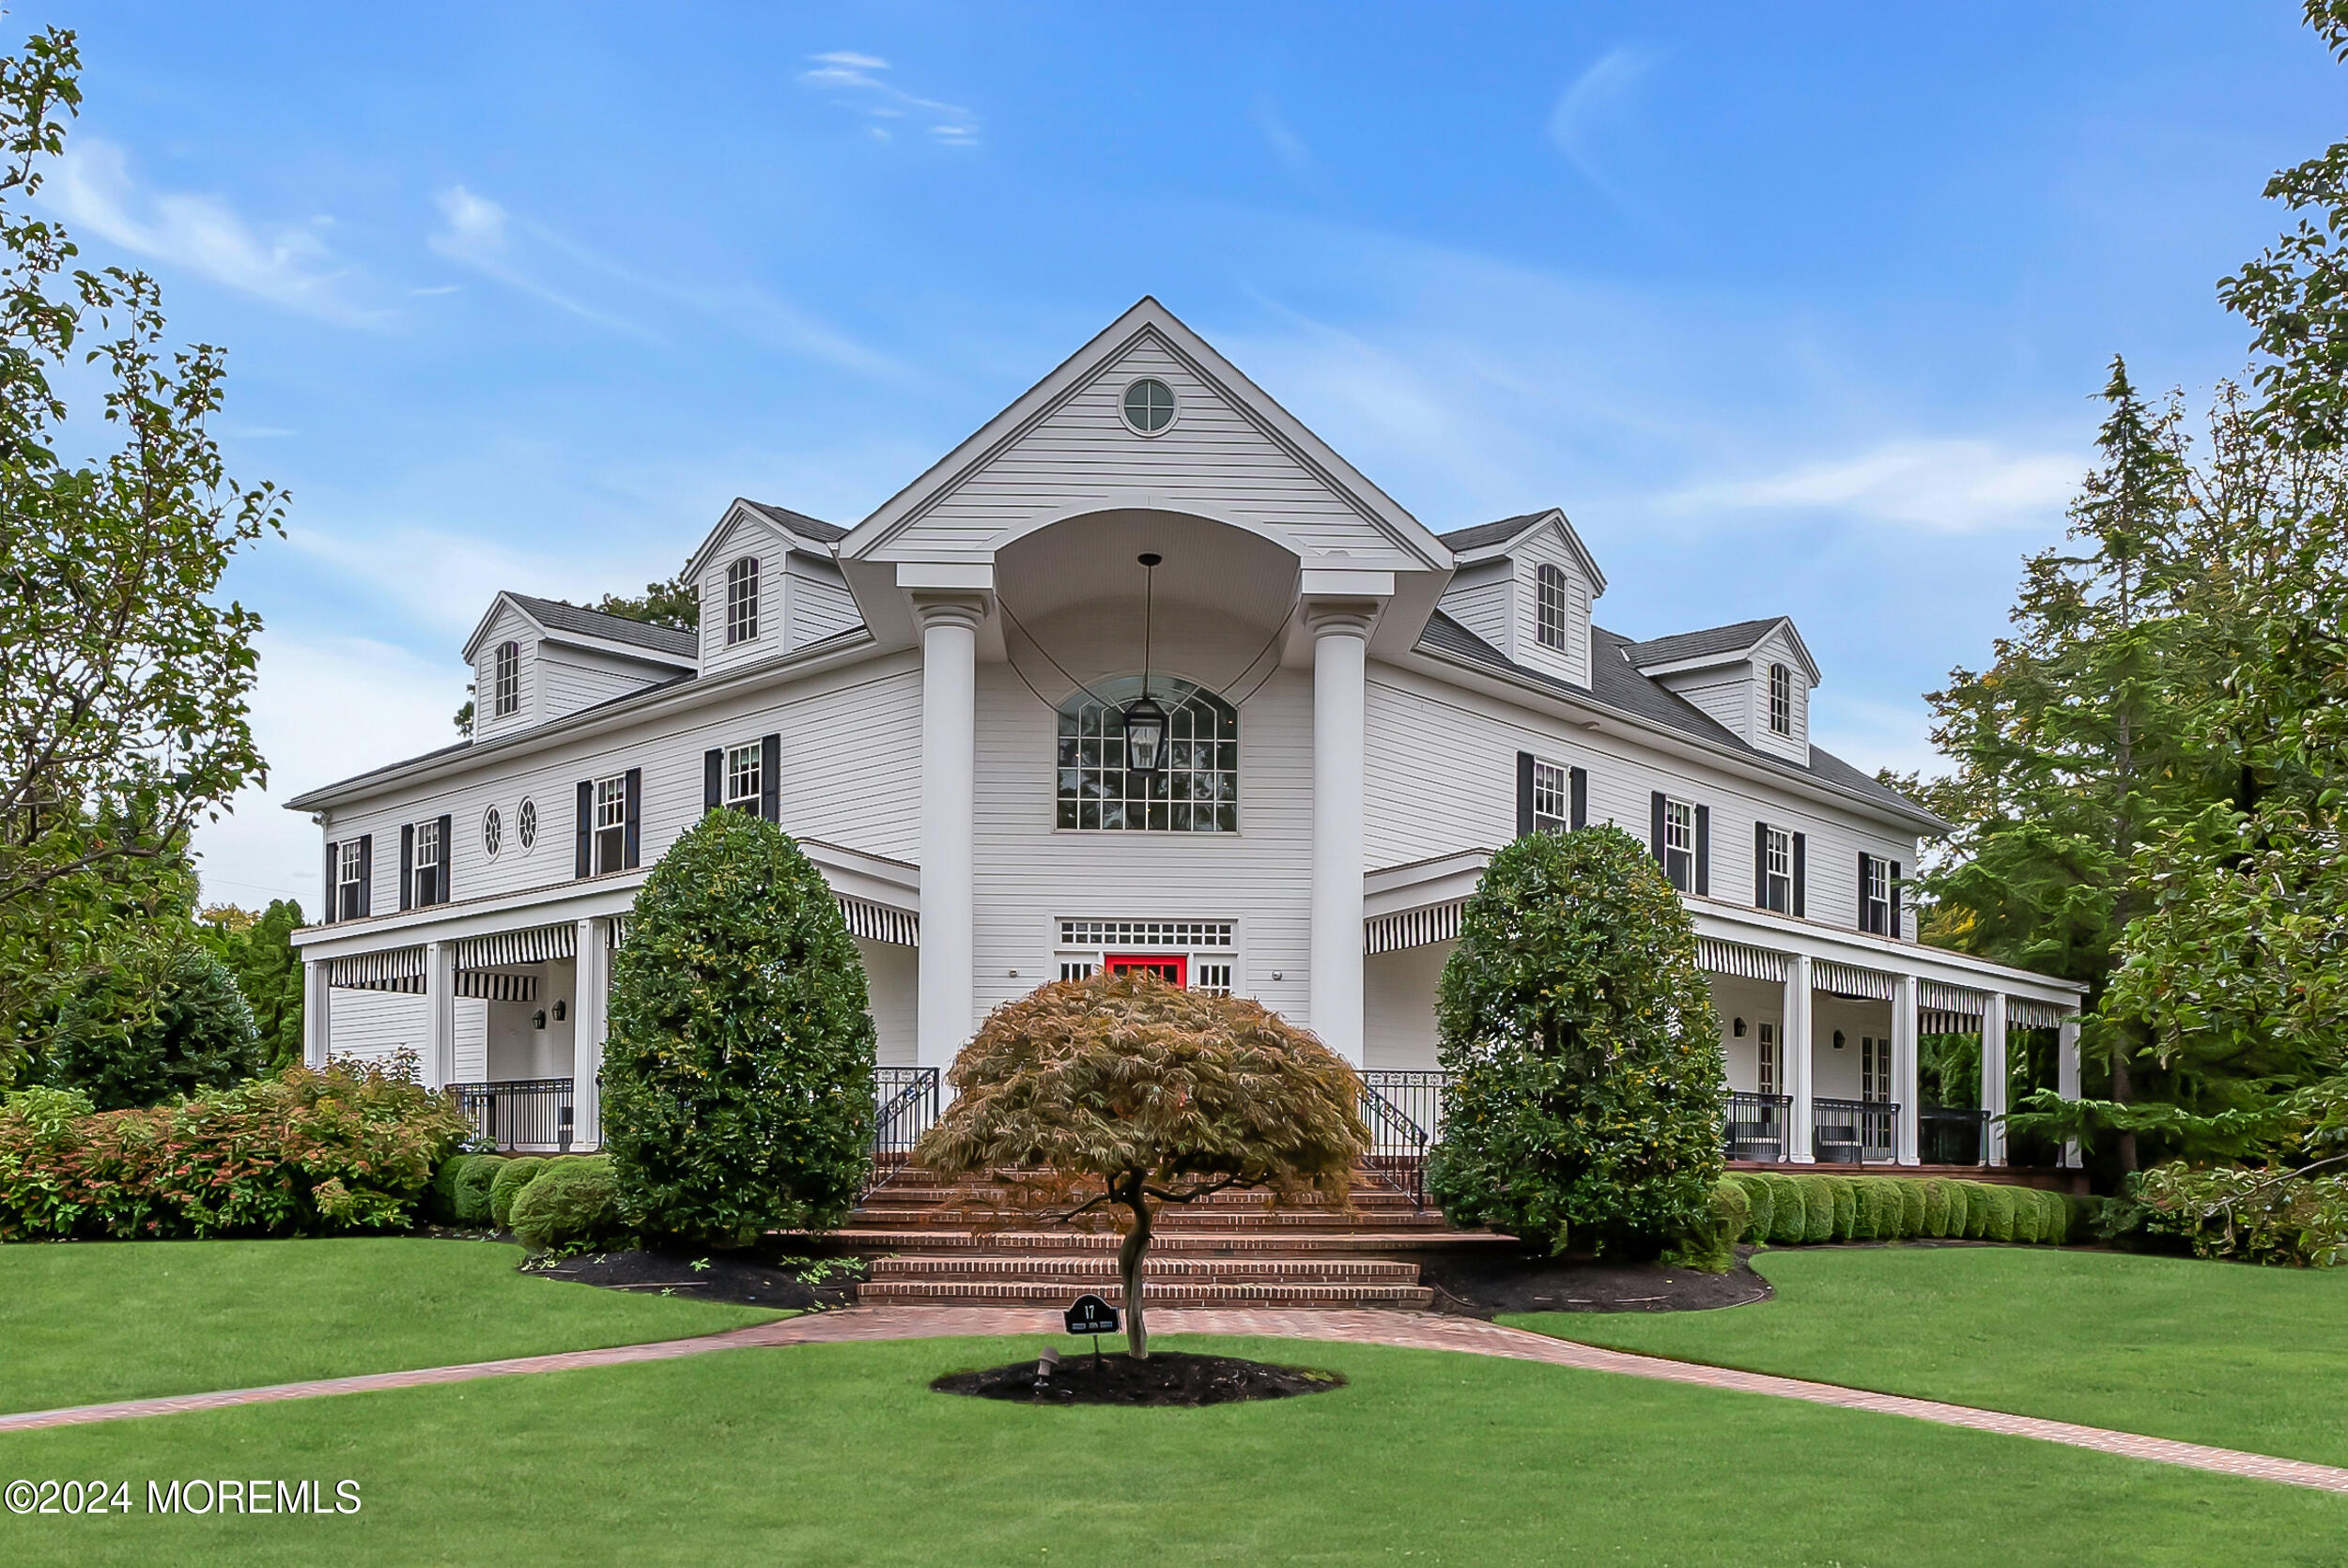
[{"left": 1104, "top": 953, "right": 1187, "bottom": 988}]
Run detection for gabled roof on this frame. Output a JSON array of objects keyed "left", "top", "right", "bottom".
[
  {"left": 1625, "top": 616, "right": 1820, "bottom": 684},
  {"left": 838, "top": 296, "right": 1454, "bottom": 571},
  {"left": 1439, "top": 507, "right": 1609, "bottom": 595},
  {"left": 460, "top": 591, "right": 699, "bottom": 666},
  {"left": 1417, "top": 612, "right": 1939, "bottom": 831},
  {"left": 683, "top": 497, "right": 849, "bottom": 582},
  {"left": 738, "top": 498, "right": 847, "bottom": 544}
]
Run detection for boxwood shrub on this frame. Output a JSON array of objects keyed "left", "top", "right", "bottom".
[
  {"left": 1766, "top": 1175, "right": 1808, "bottom": 1244},
  {"left": 452, "top": 1154, "right": 506, "bottom": 1225},
  {"left": 1730, "top": 1172, "right": 2081, "bottom": 1253},
  {"left": 1801, "top": 1177, "right": 1835, "bottom": 1242},
  {"left": 1734, "top": 1174, "right": 1775, "bottom": 1242},
  {"left": 488, "top": 1156, "right": 548, "bottom": 1230},
  {"left": 1828, "top": 1177, "right": 1858, "bottom": 1240},
  {"left": 510, "top": 1155, "right": 621, "bottom": 1253},
  {"left": 1897, "top": 1178, "right": 1927, "bottom": 1238}
]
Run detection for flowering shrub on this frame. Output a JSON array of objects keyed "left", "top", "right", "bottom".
[{"left": 0, "top": 1053, "right": 469, "bottom": 1242}]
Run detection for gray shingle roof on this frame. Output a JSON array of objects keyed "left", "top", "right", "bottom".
[
  {"left": 1419, "top": 612, "right": 1940, "bottom": 828},
  {"left": 1438, "top": 512, "right": 1551, "bottom": 552},
  {"left": 1623, "top": 617, "right": 1785, "bottom": 669},
  {"left": 741, "top": 499, "right": 848, "bottom": 544},
  {"left": 508, "top": 593, "right": 699, "bottom": 661}
]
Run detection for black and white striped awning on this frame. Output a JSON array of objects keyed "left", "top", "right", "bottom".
[
  {"left": 325, "top": 947, "right": 425, "bottom": 992},
  {"left": 1814, "top": 959, "right": 1894, "bottom": 1001},
  {"left": 1365, "top": 901, "right": 1461, "bottom": 956},
  {"left": 456, "top": 925, "right": 576, "bottom": 969},
  {"left": 455, "top": 970, "right": 538, "bottom": 1003},
  {"left": 841, "top": 897, "right": 918, "bottom": 947},
  {"left": 1697, "top": 937, "right": 1788, "bottom": 983}
]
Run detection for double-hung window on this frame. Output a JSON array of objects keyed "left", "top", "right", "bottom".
[
  {"left": 1531, "top": 760, "right": 1570, "bottom": 834},
  {"left": 494, "top": 640, "right": 519, "bottom": 718},
  {"left": 1769, "top": 663, "right": 1792, "bottom": 737},
  {"left": 1861, "top": 1036, "right": 1890, "bottom": 1103},
  {"left": 725, "top": 743, "right": 763, "bottom": 813},
  {"left": 337, "top": 840, "right": 365, "bottom": 921},
  {"left": 1535, "top": 563, "right": 1568, "bottom": 651},
  {"left": 1861, "top": 853, "right": 1892, "bottom": 935},
  {"left": 726, "top": 558, "right": 759, "bottom": 646},
  {"left": 1762, "top": 825, "right": 1792, "bottom": 913},
  {"left": 1756, "top": 1021, "right": 1781, "bottom": 1098},
  {"left": 412, "top": 819, "right": 442, "bottom": 908},
  {"left": 595, "top": 775, "right": 628, "bottom": 874},
  {"left": 1662, "top": 797, "right": 1695, "bottom": 892}
]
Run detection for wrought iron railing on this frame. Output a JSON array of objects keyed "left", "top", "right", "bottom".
[
  {"left": 1813, "top": 1097, "right": 1899, "bottom": 1164},
  {"left": 1359, "top": 1070, "right": 1451, "bottom": 1207},
  {"left": 868, "top": 1067, "right": 939, "bottom": 1189},
  {"left": 1724, "top": 1091, "right": 1793, "bottom": 1162},
  {"left": 448, "top": 1079, "right": 574, "bottom": 1153},
  {"left": 1919, "top": 1106, "right": 1988, "bottom": 1166}
]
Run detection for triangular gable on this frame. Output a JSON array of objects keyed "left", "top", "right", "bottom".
[
  {"left": 1444, "top": 507, "right": 1608, "bottom": 595},
  {"left": 459, "top": 591, "right": 546, "bottom": 666},
  {"left": 838, "top": 298, "right": 1454, "bottom": 571},
  {"left": 683, "top": 497, "right": 834, "bottom": 582}
]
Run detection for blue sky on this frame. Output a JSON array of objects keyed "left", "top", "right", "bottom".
[{"left": 51, "top": 3, "right": 2342, "bottom": 911}]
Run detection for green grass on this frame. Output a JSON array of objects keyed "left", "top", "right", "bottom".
[
  {"left": 1508, "top": 1245, "right": 2348, "bottom": 1467},
  {"left": 0, "top": 1238, "right": 781, "bottom": 1414},
  {"left": 2, "top": 1334, "right": 2342, "bottom": 1566}
]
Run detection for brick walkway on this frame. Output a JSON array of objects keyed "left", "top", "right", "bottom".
[{"left": 6, "top": 1305, "right": 2345, "bottom": 1496}]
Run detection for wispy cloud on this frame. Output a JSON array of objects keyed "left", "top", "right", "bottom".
[
  {"left": 798, "top": 51, "right": 978, "bottom": 146},
  {"left": 1666, "top": 438, "right": 2082, "bottom": 532},
  {"left": 44, "top": 140, "right": 392, "bottom": 326},
  {"left": 1254, "top": 95, "right": 1316, "bottom": 177},
  {"left": 426, "top": 184, "right": 656, "bottom": 339},
  {"left": 1547, "top": 46, "right": 1659, "bottom": 210}
]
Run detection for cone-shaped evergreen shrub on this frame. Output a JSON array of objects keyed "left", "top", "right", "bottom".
[
  {"left": 489, "top": 1156, "right": 547, "bottom": 1230},
  {"left": 1426, "top": 827, "right": 1725, "bottom": 1256},
  {"left": 1766, "top": 1175, "right": 1808, "bottom": 1244},
  {"left": 603, "top": 811, "right": 877, "bottom": 1247},
  {"left": 453, "top": 1154, "right": 504, "bottom": 1224},
  {"left": 1735, "top": 1174, "right": 1774, "bottom": 1242}
]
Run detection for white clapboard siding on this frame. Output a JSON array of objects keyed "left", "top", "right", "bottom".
[
  {"left": 854, "top": 937, "right": 918, "bottom": 1066},
  {"left": 1659, "top": 668, "right": 1751, "bottom": 738},
  {"left": 470, "top": 601, "right": 542, "bottom": 742},
  {"left": 789, "top": 560, "right": 862, "bottom": 650},
  {"left": 1508, "top": 524, "right": 1594, "bottom": 688},
  {"left": 868, "top": 337, "right": 1421, "bottom": 568},
  {"left": 326, "top": 986, "right": 424, "bottom": 1063},
  {"left": 1437, "top": 564, "right": 1510, "bottom": 654},
  {"left": 696, "top": 514, "right": 784, "bottom": 680},
  {"left": 1365, "top": 942, "right": 1451, "bottom": 1068},
  {"left": 1748, "top": 623, "right": 1813, "bottom": 764},
  {"left": 537, "top": 644, "right": 675, "bottom": 723}
]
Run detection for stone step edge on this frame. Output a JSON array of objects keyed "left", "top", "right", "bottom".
[
  {"left": 868, "top": 1258, "right": 1422, "bottom": 1280},
  {"left": 857, "top": 1283, "right": 1438, "bottom": 1306}
]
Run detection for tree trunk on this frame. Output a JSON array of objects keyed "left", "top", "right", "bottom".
[
  {"left": 2111, "top": 1048, "right": 2140, "bottom": 1174},
  {"left": 1116, "top": 1170, "right": 1153, "bottom": 1360}
]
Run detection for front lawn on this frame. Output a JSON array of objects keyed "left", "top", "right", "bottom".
[
  {"left": 0, "top": 1238, "right": 782, "bottom": 1415},
  {"left": 1512, "top": 1245, "right": 2348, "bottom": 1467},
  {"left": 1, "top": 1335, "right": 2340, "bottom": 1566}
]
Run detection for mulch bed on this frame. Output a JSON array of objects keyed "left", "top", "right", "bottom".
[
  {"left": 1417, "top": 1245, "right": 1772, "bottom": 1315},
  {"left": 533, "top": 1247, "right": 867, "bottom": 1311},
  {"left": 934, "top": 1350, "right": 1347, "bottom": 1407}
]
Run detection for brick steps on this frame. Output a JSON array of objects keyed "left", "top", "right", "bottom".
[
  {"left": 829, "top": 1228, "right": 1512, "bottom": 1255},
  {"left": 869, "top": 1254, "right": 1422, "bottom": 1284},
  {"left": 858, "top": 1279, "right": 1438, "bottom": 1308}
]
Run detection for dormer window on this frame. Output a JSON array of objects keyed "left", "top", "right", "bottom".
[
  {"left": 1769, "top": 662, "right": 1792, "bottom": 736},
  {"left": 494, "top": 640, "right": 519, "bottom": 717},
  {"left": 726, "top": 557, "right": 760, "bottom": 646},
  {"left": 1535, "top": 563, "right": 1568, "bottom": 652}
]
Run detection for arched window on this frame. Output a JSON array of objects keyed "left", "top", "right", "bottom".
[
  {"left": 1535, "top": 562, "right": 1568, "bottom": 651},
  {"left": 1769, "top": 662, "right": 1792, "bottom": 736},
  {"left": 1056, "top": 675, "right": 1238, "bottom": 832},
  {"left": 726, "top": 557, "right": 760, "bottom": 646},
  {"left": 493, "top": 640, "right": 519, "bottom": 717}
]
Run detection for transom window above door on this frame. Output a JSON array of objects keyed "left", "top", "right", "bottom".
[{"left": 1057, "top": 675, "right": 1238, "bottom": 832}]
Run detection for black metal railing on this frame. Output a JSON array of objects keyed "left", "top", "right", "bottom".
[
  {"left": 1724, "top": 1091, "right": 1793, "bottom": 1162},
  {"left": 449, "top": 1079, "right": 574, "bottom": 1153},
  {"left": 1920, "top": 1106, "right": 1988, "bottom": 1166},
  {"left": 1359, "top": 1070, "right": 1451, "bottom": 1207},
  {"left": 868, "top": 1067, "right": 939, "bottom": 1190},
  {"left": 1813, "top": 1097, "right": 1899, "bottom": 1164}
]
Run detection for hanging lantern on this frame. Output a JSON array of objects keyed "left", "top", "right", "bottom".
[{"left": 1122, "top": 693, "right": 1168, "bottom": 776}]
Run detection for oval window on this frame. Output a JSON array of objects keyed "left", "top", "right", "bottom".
[
  {"left": 1121, "top": 377, "right": 1175, "bottom": 434},
  {"left": 483, "top": 807, "right": 503, "bottom": 858},
  {"left": 517, "top": 796, "right": 538, "bottom": 852}
]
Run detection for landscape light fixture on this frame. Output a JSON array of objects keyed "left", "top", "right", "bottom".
[
  {"left": 552, "top": 999, "right": 566, "bottom": 1022},
  {"left": 1122, "top": 553, "right": 1168, "bottom": 776}
]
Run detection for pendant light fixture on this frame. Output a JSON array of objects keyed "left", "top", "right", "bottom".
[{"left": 1122, "top": 553, "right": 1168, "bottom": 776}]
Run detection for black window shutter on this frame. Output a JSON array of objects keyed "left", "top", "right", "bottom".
[
  {"left": 1515, "top": 751, "right": 1535, "bottom": 838},
  {"left": 399, "top": 823, "right": 415, "bottom": 913},
  {"left": 1649, "top": 792, "right": 1667, "bottom": 865},
  {"left": 322, "top": 841, "right": 337, "bottom": 924},
  {"left": 436, "top": 814, "right": 453, "bottom": 904},
  {"left": 1859, "top": 852, "right": 1872, "bottom": 932},
  {"left": 1792, "top": 833, "right": 1807, "bottom": 917},
  {"left": 1694, "top": 805, "right": 1710, "bottom": 896},
  {"left": 624, "top": 766, "right": 642, "bottom": 869},
  {"left": 358, "top": 835, "right": 372, "bottom": 916},
  {"left": 703, "top": 749, "right": 721, "bottom": 815},
  {"left": 1890, "top": 860, "right": 1903, "bottom": 940},
  {"left": 1569, "top": 766, "right": 1587, "bottom": 830},
  {"left": 760, "top": 733, "right": 780, "bottom": 823},
  {"left": 1754, "top": 822, "right": 1769, "bottom": 908},
  {"left": 575, "top": 781, "right": 593, "bottom": 879}
]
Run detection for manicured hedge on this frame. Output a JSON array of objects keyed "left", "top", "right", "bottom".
[
  {"left": 1735, "top": 1174, "right": 1775, "bottom": 1243},
  {"left": 1721, "top": 1171, "right": 2084, "bottom": 1252},
  {"left": 1766, "top": 1175, "right": 1807, "bottom": 1245},
  {"left": 488, "top": 1156, "right": 548, "bottom": 1230},
  {"left": 1801, "top": 1177, "right": 1836, "bottom": 1243},
  {"left": 509, "top": 1156, "right": 621, "bottom": 1253},
  {"left": 452, "top": 1154, "right": 506, "bottom": 1226}
]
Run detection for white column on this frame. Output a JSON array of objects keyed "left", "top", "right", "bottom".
[
  {"left": 1784, "top": 953, "right": 1815, "bottom": 1162},
  {"left": 302, "top": 959, "right": 332, "bottom": 1068},
  {"left": 1892, "top": 972, "right": 1921, "bottom": 1165},
  {"left": 2057, "top": 1010, "right": 2082, "bottom": 1169},
  {"left": 1981, "top": 991, "right": 2009, "bottom": 1167},
  {"left": 913, "top": 592, "right": 986, "bottom": 1074},
  {"left": 575, "top": 917, "right": 609, "bottom": 1150},
  {"left": 424, "top": 940, "right": 456, "bottom": 1090},
  {"left": 1306, "top": 600, "right": 1377, "bottom": 1067}
]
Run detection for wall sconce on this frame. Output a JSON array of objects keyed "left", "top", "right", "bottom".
[
  {"left": 532, "top": 1009, "right": 548, "bottom": 1030},
  {"left": 1732, "top": 1017, "right": 1747, "bottom": 1038},
  {"left": 1832, "top": 1030, "right": 1846, "bottom": 1049},
  {"left": 552, "top": 999, "right": 566, "bottom": 1022}
]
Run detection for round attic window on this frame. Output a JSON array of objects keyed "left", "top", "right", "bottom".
[
  {"left": 1121, "top": 377, "right": 1176, "bottom": 435},
  {"left": 517, "top": 796, "right": 538, "bottom": 853}
]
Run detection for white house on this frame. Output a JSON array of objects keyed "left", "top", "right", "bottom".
[{"left": 286, "top": 298, "right": 2083, "bottom": 1170}]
